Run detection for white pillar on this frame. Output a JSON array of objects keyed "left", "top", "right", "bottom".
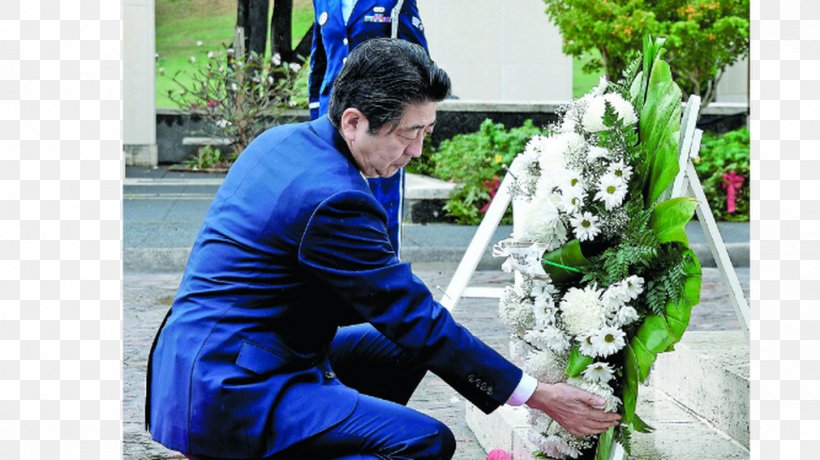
[
  {"left": 123, "top": 0, "right": 158, "bottom": 166},
  {"left": 418, "top": 0, "right": 572, "bottom": 102}
]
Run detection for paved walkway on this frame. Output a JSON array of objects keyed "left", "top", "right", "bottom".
[
  {"left": 123, "top": 166, "right": 750, "bottom": 459},
  {"left": 124, "top": 267, "right": 748, "bottom": 459}
]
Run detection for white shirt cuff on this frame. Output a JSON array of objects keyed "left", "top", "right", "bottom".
[{"left": 505, "top": 373, "right": 537, "bottom": 406}]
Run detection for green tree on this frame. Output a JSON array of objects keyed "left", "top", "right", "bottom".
[{"left": 543, "top": 0, "right": 749, "bottom": 106}]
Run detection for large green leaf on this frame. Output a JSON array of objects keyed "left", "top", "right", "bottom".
[
  {"left": 541, "top": 239, "right": 590, "bottom": 283},
  {"left": 566, "top": 344, "right": 594, "bottom": 377},
  {"left": 665, "top": 249, "right": 703, "bottom": 345},
  {"left": 640, "top": 52, "right": 682, "bottom": 206},
  {"left": 649, "top": 197, "right": 698, "bottom": 245},
  {"left": 630, "top": 315, "right": 676, "bottom": 382},
  {"left": 622, "top": 344, "right": 639, "bottom": 426},
  {"left": 595, "top": 426, "right": 615, "bottom": 460}
]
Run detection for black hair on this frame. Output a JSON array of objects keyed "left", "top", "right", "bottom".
[{"left": 328, "top": 38, "right": 451, "bottom": 134}]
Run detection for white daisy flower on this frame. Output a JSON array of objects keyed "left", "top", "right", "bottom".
[
  {"left": 560, "top": 188, "right": 585, "bottom": 215},
  {"left": 591, "top": 326, "right": 627, "bottom": 357},
  {"left": 582, "top": 93, "right": 638, "bottom": 133},
  {"left": 526, "top": 326, "right": 571, "bottom": 355},
  {"left": 594, "top": 173, "right": 628, "bottom": 211},
  {"left": 559, "top": 286, "right": 605, "bottom": 336},
  {"left": 608, "top": 159, "right": 633, "bottom": 182},
  {"left": 560, "top": 169, "right": 584, "bottom": 194},
  {"left": 271, "top": 53, "right": 282, "bottom": 66},
  {"left": 578, "top": 332, "right": 597, "bottom": 357},
  {"left": 624, "top": 275, "right": 645, "bottom": 300},
  {"left": 583, "top": 361, "right": 615, "bottom": 384},
  {"left": 615, "top": 305, "right": 640, "bottom": 327},
  {"left": 570, "top": 211, "right": 601, "bottom": 242},
  {"left": 601, "top": 284, "right": 628, "bottom": 315}
]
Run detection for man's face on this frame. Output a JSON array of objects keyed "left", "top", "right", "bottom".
[{"left": 347, "top": 102, "right": 438, "bottom": 178}]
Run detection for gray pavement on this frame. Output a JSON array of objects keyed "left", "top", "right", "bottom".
[{"left": 124, "top": 166, "right": 751, "bottom": 459}]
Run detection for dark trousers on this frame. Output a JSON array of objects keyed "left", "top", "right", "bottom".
[{"left": 189, "top": 323, "right": 456, "bottom": 460}]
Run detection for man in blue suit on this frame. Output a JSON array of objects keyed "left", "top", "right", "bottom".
[
  {"left": 147, "top": 39, "right": 619, "bottom": 459},
  {"left": 309, "top": 0, "right": 429, "bottom": 258}
]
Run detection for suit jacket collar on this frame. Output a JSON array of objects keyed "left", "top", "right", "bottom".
[{"left": 309, "top": 115, "right": 359, "bottom": 171}]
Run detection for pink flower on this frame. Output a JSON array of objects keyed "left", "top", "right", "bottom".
[
  {"left": 721, "top": 170, "right": 744, "bottom": 213},
  {"left": 486, "top": 449, "right": 512, "bottom": 460}
]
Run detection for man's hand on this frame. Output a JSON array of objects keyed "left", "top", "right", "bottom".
[{"left": 525, "top": 382, "right": 621, "bottom": 437}]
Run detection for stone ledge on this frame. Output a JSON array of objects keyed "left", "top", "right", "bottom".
[{"left": 650, "top": 330, "right": 750, "bottom": 449}]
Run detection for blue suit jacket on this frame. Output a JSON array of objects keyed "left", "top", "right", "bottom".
[{"left": 147, "top": 116, "right": 522, "bottom": 459}]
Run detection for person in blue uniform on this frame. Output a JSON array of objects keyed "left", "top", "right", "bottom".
[
  {"left": 309, "top": 0, "right": 429, "bottom": 257},
  {"left": 146, "top": 39, "right": 619, "bottom": 460}
]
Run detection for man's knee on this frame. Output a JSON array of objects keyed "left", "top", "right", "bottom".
[{"left": 431, "top": 421, "right": 456, "bottom": 459}]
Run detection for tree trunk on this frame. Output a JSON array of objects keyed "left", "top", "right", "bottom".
[
  {"left": 236, "top": 0, "right": 250, "bottom": 54},
  {"left": 248, "top": 0, "right": 269, "bottom": 57},
  {"left": 270, "top": 0, "right": 294, "bottom": 62}
]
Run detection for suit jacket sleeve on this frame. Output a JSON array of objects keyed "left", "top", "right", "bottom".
[
  {"left": 308, "top": 15, "right": 326, "bottom": 120},
  {"left": 297, "top": 189, "right": 522, "bottom": 413},
  {"left": 398, "top": 0, "right": 428, "bottom": 51}
]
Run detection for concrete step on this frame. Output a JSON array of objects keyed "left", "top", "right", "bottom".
[
  {"left": 649, "top": 330, "right": 749, "bottom": 449},
  {"left": 466, "top": 384, "right": 748, "bottom": 459}
]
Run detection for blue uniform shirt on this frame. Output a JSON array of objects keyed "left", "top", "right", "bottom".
[{"left": 309, "top": 0, "right": 428, "bottom": 255}]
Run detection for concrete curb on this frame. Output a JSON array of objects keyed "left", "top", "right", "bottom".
[{"left": 125, "top": 242, "right": 749, "bottom": 273}]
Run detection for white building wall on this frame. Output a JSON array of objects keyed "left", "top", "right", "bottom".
[
  {"left": 418, "top": 0, "right": 573, "bottom": 102},
  {"left": 123, "top": 0, "right": 157, "bottom": 166},
  {"left": 716, "top": 57, "right": 749, "bottom": 104}
]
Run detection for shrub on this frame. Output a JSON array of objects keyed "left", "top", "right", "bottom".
[
  {"left": 428, "top": 119, "right": 550, "bottom": 224},
  {"left": 694, "top": 127, "right": 749, "bottom": 221},
  {"left": 542, "top": 0, "right": 749, "bottom": 106},
  {"left": 168, "top": 44, "right": 302, "bottom": 160}
]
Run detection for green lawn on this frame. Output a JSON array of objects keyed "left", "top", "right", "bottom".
[
  {"left": 155, "top": 1, "right": 602, "bottom": 107},
  {"left": 155, "top": 1, "right": 314, "bottom": 108}
]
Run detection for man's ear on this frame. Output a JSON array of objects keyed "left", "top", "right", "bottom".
[{"left": 340, "top": 108, "right": 369, "bottom": 142}]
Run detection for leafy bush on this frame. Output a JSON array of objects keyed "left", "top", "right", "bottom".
[
  {"left": 542, "top": 0, "right": 749, "bottom": 106},
  {"left": 694, "top": 127, "right": 749, "bottom": 221},
  {"left": 428, "top": 119, "right": 550, "bottom": 224},
  {"left": 168, "top": 44, "right": 302, "bottom": 159},
  {"left": 184, "top": 145, "right": 228, "bottom": 171}
]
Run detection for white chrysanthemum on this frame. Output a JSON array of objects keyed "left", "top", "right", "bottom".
[
  {"left": 591, "top": 326, "right": 627, "bottom": 357},
  {"left": 577, "top": 332, "right": 597, "bottom": 357},
  {"left": 615, "top": 305, "right": 640, "bottom": 327},
  {"left": 523, "top": 348, "right": 568, "bottom": 383},
  {"left": 594, "top": 173, "right": 628, "bottom": 211},
  {"left": 569, "top": 211, "right": 601, "bottom": 242},
  {"left": 581, "top": 93, "right": 638, "bottom": 133},
  {"left": 535, "top": 132, "right": 585, "bottom": 174},
  {"left": 608, "top": 159, "right": 634, "bottom": 182},
  {"left": 582, "top": 361, "right": 615, "bottom": 384},
  {"left": 624, "top": 275, "right": 645, "bottom": 300},
  {"left": 559, "top": 286, "right": 606, "bottom": 336},
  {"left": 587, "top": 145, "right": 609, "bottom": 161},
  {"left": 525, "top": 326, "right": 571, "bottom": 355},
  {"left": 566, "top": 377, "right": 622, "bottom": 412},
  {"left": 521, "top": 192, "right": 559, "bottom": 236},
  {"left": 601, "top": 282, "right": 630, "bottom": 315}
]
